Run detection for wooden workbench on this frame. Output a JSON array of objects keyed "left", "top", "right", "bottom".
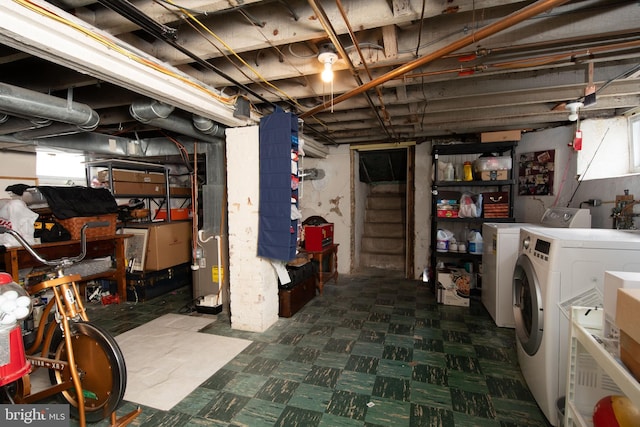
[{"left": 1, "top": 234, "right": 129, "bottom": 299}]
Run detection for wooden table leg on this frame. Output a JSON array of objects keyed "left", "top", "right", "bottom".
[{"left": 114, "top": 238, "right": 126, "bottom": 300}]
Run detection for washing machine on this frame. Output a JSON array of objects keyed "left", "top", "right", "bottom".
[
  {"left": 482, "top": 208, "right": 591, "bottom": 328},
  {"left": 512, "top": 227, "right": 640, "bottom": 426}
]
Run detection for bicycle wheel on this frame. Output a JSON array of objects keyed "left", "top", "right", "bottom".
[{"left": 49, "top": 321, "right": 127, "bottom": 422}]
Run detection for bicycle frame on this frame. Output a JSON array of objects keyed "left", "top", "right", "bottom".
[
  {"left": 1, "top": 224, "right": 140, "bottom": 427},
  {"left": 14, "top": 275, "right": 89, "bottom": 424}
]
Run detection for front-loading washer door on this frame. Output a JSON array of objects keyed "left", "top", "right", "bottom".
[{"left": 513, "top": 254, "right": 543, "bottom": 356}]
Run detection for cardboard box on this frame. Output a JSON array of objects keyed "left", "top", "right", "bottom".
[
  {"left": 131, "top": 221, "right": 192, "bottom": 271},
  {"left": 604, "top": 271, "right": 640, "bottom": 336},
  {"left": 109, "top": 181, "right": 165, "bottom": 195},
  {"left": 615, "top": 288, "right": 640, "bottom": 381},
  {"left": 480, "top": 170, "right": 508, "bottom": 181},
  {"left": 170, "top": 186, "right": 192, "bottom": 196},
  {"left": 98, "top": 169, "right": 165, "bottom": 184},
  {"left": 616, "top": 288, "right": 640, "bottom": 343},
  {"left": 620, "top": 331, "right": 640, "bottom": 381},
  {"left": 437, "top": 209, "right": 459, "bottom": 218},
  {"left": 436, "top": 268, "right": 472, "bottom": 307},
  {"left": 480, "top": 130, "right": 521, "bottom": 143}
]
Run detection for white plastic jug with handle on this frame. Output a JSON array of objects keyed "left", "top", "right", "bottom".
[
  {"left": 468, "top": 230, "right": 483, "bottom": 255},
  {"left": 436, "top": 229, "right": 449, "bottom": 252}
]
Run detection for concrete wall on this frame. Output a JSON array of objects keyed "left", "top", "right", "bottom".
[
  {"left": 300, "top": 142, "right": 431, "bottom": 279},
  {"left": 514, "top": 119, "right": 637, "bottom": 229},
  {"left": 514, "top": 125, "right": 579, "bottom": 222},
  {"left": 299, "top": 117, "right": 636, "bottom": 280},
  {"left": 299, "top": 145, "right": 352, "bottom": 275}
]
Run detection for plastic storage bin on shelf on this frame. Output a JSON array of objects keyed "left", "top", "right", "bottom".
[{"left": 474, "top": 156, "right": 513, "bottom": 181}]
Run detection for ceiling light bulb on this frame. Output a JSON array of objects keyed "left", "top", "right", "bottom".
[
  {"left": 318, "top": 50, "right": 338, "bottom": 83},
  {"left": 321, "top": 61, "right": 334, "bottom": 83},
  {"left": 565, "top": 101, "right": 583, "bottom": 122}
]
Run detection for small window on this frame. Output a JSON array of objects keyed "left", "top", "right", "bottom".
[
  {"left": 576, "top": 117, "right": 630, "bottom": 180},
  {"left": 36, "top": 149, "right": 86, "bottom": 186}
]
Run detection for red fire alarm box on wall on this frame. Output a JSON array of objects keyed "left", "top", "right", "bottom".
[{"left": 304, "top": 224, "right": 334, "bottom": 251}]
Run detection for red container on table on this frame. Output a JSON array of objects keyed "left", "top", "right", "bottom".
[{"left": 304, "top": 224, "right": 334, "bottom": 251}]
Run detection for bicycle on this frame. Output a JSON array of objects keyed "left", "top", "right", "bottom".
[{"left": 0, "top": 223, "right": 140, "bottom": 426}]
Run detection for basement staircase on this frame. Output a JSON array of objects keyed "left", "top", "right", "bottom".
[{"left": 360, "top": 183, "right": 406, "bottom": 271}]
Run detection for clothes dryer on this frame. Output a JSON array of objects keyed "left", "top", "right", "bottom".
[
  {"left": 482, "top": 208, "right": 590, "bottom": 328},
  {"left": 512, "top": 227, "right": 640, "bottom": 426}
]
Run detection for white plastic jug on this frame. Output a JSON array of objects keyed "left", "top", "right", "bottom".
[
  {"left": 436, "top": 229, "right": 449, "bottom": 252},
  {"left": 468, "top": 230, "right": 483, "bottom": 255}
]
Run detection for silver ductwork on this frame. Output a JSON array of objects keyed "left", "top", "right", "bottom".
[
  {"left": 0, "top": 117, "right": 51, "bottom": 135},
  {"left": 0, "top": 82, "right": 99, "bottom": 131},
  {"left": 129, "top": 99, "right": 175, "bottom": 123},
  {"left": 13, "top": 122, "right": 94, "bottom": 140},
  {"left": 130, "top": 100, "right": 226, "bottom": 143},
  {"left": 193, "top": 115, "right": 225, "bottom": 137}
]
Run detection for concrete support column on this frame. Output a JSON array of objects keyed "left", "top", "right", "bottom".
[{"left": 225, "top": 125, "right": 279, "bottom": 332}]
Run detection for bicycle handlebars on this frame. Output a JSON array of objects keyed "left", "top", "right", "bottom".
[{"left": 0, "top": 221, "right": 110, "bottom": 273}]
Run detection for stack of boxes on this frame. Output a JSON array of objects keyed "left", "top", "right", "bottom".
[
  {"left": 98, "top": 169, "right": 165, "bottom": 195},
  {"left": 603, "top": 271, "right": 640, "bottom": 381}
]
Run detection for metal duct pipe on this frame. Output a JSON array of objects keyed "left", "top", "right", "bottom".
[
  {"left": 0, "top": 82, "right": 100, "bottom": 130},
  {"left": 192, "top": 115, "right": 226, "bottom": 138},
  {"left": 129, "top": 99, "right": 175, "bottom": 123},
  {"left": 0, "top": 113, "right": 8, "bottom": 124},
  {"left": 130, "top": 100, "right": 224, "bottom": 143},
  {"left": 13, "top": 122, "right": 94, "bottom": 140},
  {"left": 301, "top": 0, "right": 571, "bottom": 118},
  {"left": 0, "top": 117, "right": 52, "bottom": 135}
]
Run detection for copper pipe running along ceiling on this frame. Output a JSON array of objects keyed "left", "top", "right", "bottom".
[
  {"left": 300, "top": 0, "right": 572, "bottom": 120},
  {"left": 401, "top": 39, "right": 640, "bottom": 80}
]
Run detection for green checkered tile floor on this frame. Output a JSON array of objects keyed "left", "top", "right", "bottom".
[{"left": 80, "top": 270, "right": 551, "bottom": 427}]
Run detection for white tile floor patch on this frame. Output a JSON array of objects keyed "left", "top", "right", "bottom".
[{"left": 115, "top": 314, "right": 252, "bottom": 411}]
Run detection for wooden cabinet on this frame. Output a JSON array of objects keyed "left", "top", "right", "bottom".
[{"left": 430, "top": 141, "right": 517, "bottom": 283}]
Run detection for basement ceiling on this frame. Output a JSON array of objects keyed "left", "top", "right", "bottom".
[{"left": 0, "top": 0, "right": 639, "bottom": 157}]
